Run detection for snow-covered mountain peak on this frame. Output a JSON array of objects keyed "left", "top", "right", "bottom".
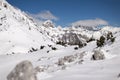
[
  {"left": 0, "top": 0, "right": 53, "bottom": 54},
  {"left": 42, "top": 20, "right": 55, "bottom": 28}
]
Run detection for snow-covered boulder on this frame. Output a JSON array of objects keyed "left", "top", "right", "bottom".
[
  {"left": 91, "top": 49, "right": 105, "bottom": 60},
  {"left": 7, "top": 60, "right": 37, "bottom": 80}
]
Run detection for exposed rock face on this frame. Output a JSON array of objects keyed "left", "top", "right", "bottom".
[
  {"left": 59, "top": 32, "right": 87, "bottom": 47},
  {"left": 91, "top": 49, "right": 105, "bottom": 60},
  {"left": 7, "top": 60, "right": 37, "bottom": 80}
]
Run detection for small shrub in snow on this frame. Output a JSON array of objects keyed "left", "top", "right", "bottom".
[
  {"left": 74, "top": 47, "right": 78, "bottom": 50},
  {"left": 3, "top": 3, "right": 7, "bottom": 8},
  {"left": 97, "top": 32, "right": 115, "bottom": 47},
  {"left": 48, "top": 44, "right": 52, "bottom": 47},
  {"left": 78, "top": 43, "right": 87, "bottom": 48},
  {"left": 107, "top": 32, "right": 113, "bottom": 40},
  {"left": 29, "top": 27, "right": 31, "bottom": 30},
  {"left": 56, "top": 41, "right": 66, "bottom": 46},
  {"left": 31, "top": 47, "right": 38, "bottom": 52},
  {"left": 40, "top": 46, "right": 45, "bottom": 49},
  {"left": 111, "top": 37, "right": 115, "bottom": 42},
  {"left": 107, "top": 32, "right": 115, "bottom": 43},
  {"left": 47, "top": 51, "right": 49, "bottom": 53},
  {"left": 29, "top": 50, "right": 33, "bottom": 53},
  {"left": 28, "top": 47, "right": 38, "bottom": 53},
  {"left": 51, "top": 47, "right": 57, "bottom": 50},
  {"left": 97, "top": 36, "right": 105, "bottom": 47},
  {"left": 12, "top": 52, "right": 15, "bottom": 54}
]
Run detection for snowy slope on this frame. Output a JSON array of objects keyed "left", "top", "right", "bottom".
[
  {"left": 0, "top": 0, "right": 53, "bottom": 54},
  {"left": 42, "top": 30, "right": 120, "bottom": 80},
  {"left": 0, "top": 26, "right": 120, "bottom": 80}
]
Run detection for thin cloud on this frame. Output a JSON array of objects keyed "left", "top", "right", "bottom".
[
  {"left": 72, "top": 18, "right": 108, "bottom": 27},
  {"left": 29, "top": 10, "right": 58, "bottom": 21}
]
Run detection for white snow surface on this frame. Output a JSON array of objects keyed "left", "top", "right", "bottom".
[
  {"left": 0, "top": 0, "right": 120, "bottom": 80},
  {"left": 0, "top": 30, "right": 120, "bottom": 80}
]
